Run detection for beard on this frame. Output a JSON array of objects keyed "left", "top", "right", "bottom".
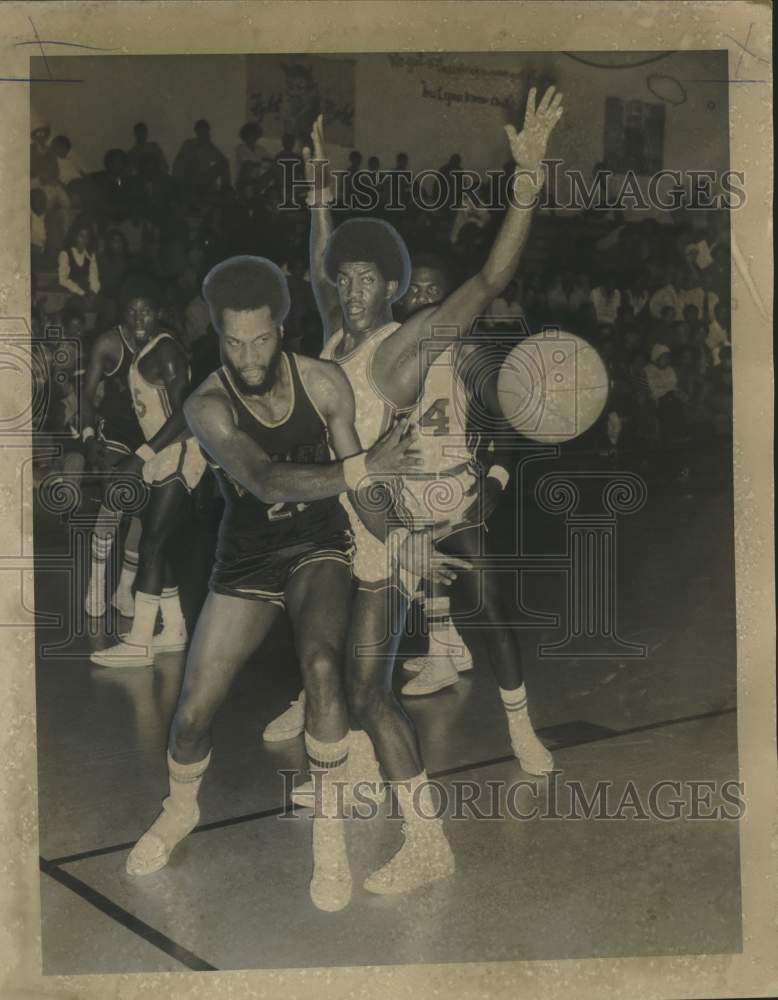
[{"left": 221, "top": 340, "right": 284, "bottom": 397}]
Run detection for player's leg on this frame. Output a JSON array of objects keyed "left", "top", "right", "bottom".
[
  {"left": 86, "top": 441, "right": 127, "bottom": 618},
  {"left": 349, "top": 585, "right": 454, "bottom": 895},
  {"left": 91, "top": 479, "right": 187, "bottom": 666},
  {"left": 127, "top": 591, "right": 281, "bottom": 875},
  {"left": 285, "top": 556, "right": 353, "bottom": 911},
  {"left": 155, "top": 556, "right": 188, "bottom": 652},
  {"left": 438, "top": 524, "right": 553, "bottom": 774},
  {"left": 112, "top": 515, "right": 141, "bottom": 618},
  {"left": 402, "top": 575, "right": 472, "bottom": 695}
]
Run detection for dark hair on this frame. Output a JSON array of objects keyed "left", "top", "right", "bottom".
[
  {"left": 104, "top": 148, "right": 127, "bottom": 172},
  {"left": 202, "top": 256, "right": 290, "bottom": 332},
  {"left": 52, "top": 134, "right": 71, "bottom": 154},
  {"left": 119, "top": 273, "right": 161, "bottom": 311},
  {"left": 104, "top": 228, "right": 129, "bottom": 255},
  {"left": 134, "top": 122, "right": 148, "bottom": 136},
  {"left": 323, "top": 219, "right": 410, "bottom": 299},
  {"left": 65, "top": 217, "right": 93, "bottom": 249},
  {"left": 239, "top": 122, "right": 259, "bottom": 144},
  {"left": 409, "top": 250, "right": 457, "bottom": 291},
  {"left": 194, "top": 119, "right": 210, "bottom": 133}
]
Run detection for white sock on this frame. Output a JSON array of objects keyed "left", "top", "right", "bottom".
[
  {"left": 89, "top": 531, "right": 113, "bottom": 592},
  {"left": 392, "top": 771, "right": 445, "bottom": 837},
  {"left": 160, "top": 587, "right": 185, "bottom": 631},
  {"left": 500, "top": 684, "right": 554, "bottom": 772},
  {"left": 126, "top": 591, "right": 160, "bottom": 647},
  {"left": 126, "top": 750, "right": 211, "bottom": 875},
  {"left": 305, "top": 732, "right": 351, "bottom": 911},
  {"left": 116, "top": 548, "right": 139, "bottom": 597}
]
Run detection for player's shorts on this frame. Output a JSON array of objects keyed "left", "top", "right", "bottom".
[
  {"left": 209, "top": 529, "right": 354, "bottom": 609},
  {"left": 141, "top": 439, "right": 207, "bottom": 493},
  {"left": 395, "top": 464, "right": 479, "bottom": 535}
]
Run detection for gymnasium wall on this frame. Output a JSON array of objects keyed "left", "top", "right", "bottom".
[{"left": 31, "top": 51, "right": 729, "bottom": 181}]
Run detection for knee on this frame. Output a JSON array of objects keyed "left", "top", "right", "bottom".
[
  {"left": 346, "top": 667, "right": 385, "bottom": 728},
  {"left": 172, "top": 700, "right": 211, "bottom": 745},
  {"left": 300, "top": 646, "right": 342, "bottom": 702}
]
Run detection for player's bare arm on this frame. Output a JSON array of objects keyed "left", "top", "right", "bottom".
[
  {"left": 305, "top": 116, "right": 342, "bottom": 342},
  {"left": 139, "top": 338, "right": 193, "bottom": 454},
  {"left": 184, "top": 368, "right": 420, "bottom": 505},
  {"left": 374, "top": 86, "right": 565, "bottom": 410},
  {"left": 80, "top": 329, "right": 122, "bottom": 466}
]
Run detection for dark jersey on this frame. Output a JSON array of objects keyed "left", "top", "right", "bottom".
[
  {"left": 207, "top": 352, "right": 349, "bottom": 554},
  {"left": 96, "top": 326, "right": 145, "bottom": 450}
]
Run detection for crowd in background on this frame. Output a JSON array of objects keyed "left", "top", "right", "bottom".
[{"left": 29, "top": 114, "right": 733, "bottom": 494}]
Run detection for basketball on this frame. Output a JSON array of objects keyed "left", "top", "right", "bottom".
[{"left": 496, "top": 331, "right": 609, "bottom": 443}]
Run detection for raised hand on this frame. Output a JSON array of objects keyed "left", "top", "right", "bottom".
[
  {"left": 303, "top": 114, "right": 330, "bottom": 205},
  {"left": 504, "top": 85, "right": 564, "bottom": 175},
  {"left": 365, "top": 417, "right": 423, "bottom": 478}
]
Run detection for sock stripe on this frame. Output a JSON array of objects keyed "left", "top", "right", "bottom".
[
  {"left": 504, "top": 699, "right": 528, "bottom": 712},
  {"left": 307, "top": 752, "right": 349, "bottom": 771}
]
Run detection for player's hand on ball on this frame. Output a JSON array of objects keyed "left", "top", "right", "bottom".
[
  {"left": 396, "top": 528, "right": 472, "bottom": 585},
  {"left": 365, "top": 417, "right": 422, "bottom": 477},
  {"left": 504, "top": 85, "right": 564, "bottom": 178}
]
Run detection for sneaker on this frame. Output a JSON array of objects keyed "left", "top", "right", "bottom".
[
  {"left": 402, "top": 656, "right": 460, "bottom": 696},
  {"left": 262, "top": 691, "right": 305, "bottom": 742},
  {"left": 126, "top": 799, "right": 200, "bottom": 876},
  {"left": 309, "top": 816, "right": 352, "bottom": 912},
  {"left": 153, "top": 623, "right": 188, "bottom": 653},
  {"left": 90, "top": 638, "right": 155, "bottom": 668},
  {"left": 405, "top": 632, "right": 473, "bottom": 675},
  {"left": 363, "top": 823, "right": 455, "bottom": 895}
]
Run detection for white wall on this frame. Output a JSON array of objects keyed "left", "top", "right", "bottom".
[{"left": 31, "top": 51, "right": 728, "bottom": 183}]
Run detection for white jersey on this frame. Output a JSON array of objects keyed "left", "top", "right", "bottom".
[
  {"left": 128, "top": 333, "right": 184, "bottom": 441},
  {"left": 398, "top": 342, "right": 479, "bottom": 526},
  {"left": 320, "top": 322, "right": 400, "bottom": 448}
]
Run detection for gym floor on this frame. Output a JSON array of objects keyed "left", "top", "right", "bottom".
[{"left": 34, "top": 444, "right": 741, "bottom": 974}]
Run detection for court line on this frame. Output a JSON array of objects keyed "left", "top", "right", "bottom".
[
  {"left": 46, "top": 705, "right": 736, "bottom": 867},
  {"left": 39, "top": 857, "right": 218, "bottom": 972}
]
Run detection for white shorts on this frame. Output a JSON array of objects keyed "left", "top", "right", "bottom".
[
  {"left": 142, "top": 439, "right": 207, "bottom": 493},
  {"left": 396, "top": 466, "right": 478, "bottom": 532},
  {"left": 340, "top": 494, "right": 420, "bottom": 599}
]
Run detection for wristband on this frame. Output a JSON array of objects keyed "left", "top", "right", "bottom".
[
  {"left": 135, "top": 444, "right": 156, "bottom": 464},
  {"left": 343, "top": 452, "right": 368, "bottom": 491},
  {"left": 487, "top": 465, "right": 510, "bottom": 490},
  {"left": 81, "top": 426, "right": 95, "bottom": 442}
]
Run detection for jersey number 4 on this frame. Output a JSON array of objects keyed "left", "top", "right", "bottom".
[
  {"left": 267, "top": 501, "right": 309, "bottom": 521},
  {"left": 420, "top": 397, "right": 450, "bottom": 436}
]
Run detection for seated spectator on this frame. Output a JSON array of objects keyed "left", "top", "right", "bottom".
[
  {"left": 706, "top": 300, "right": 731, "bottom": 366},
  {"left": 545, "top": 272, "right": 571, "bottom": 323},
  {"left": 30, "top": 123, "right": 55, "bottom": 182},
  {"left": 707, "top": 345, "right": 733, "bottom": 437},
  {"left": 274, "top": 133, "right": 303, "bottom": 207},
  {"left": 644, "top": 343, "right": 677, "bottom": 403},
  {"left": 97, "top": 229, "right": 131, "bottom": 312},
  {"left": 51, "top": 135, "right": 84, "bottom": 188},
  {"left": 568, "top": 272, "right": 591, "bottom": 313},
  {"left": 87, "top": 148, "right": 132, "bottom": 228},
  {"left": 183, "top": 287, "right": 211, "bottom": 354},
  {"left": 235, "top": 121, "right": 269, "bottom": 187},
  {"left": 33, "top": 160, "right": 71, "bottom": 256},
  {"left": 126, "top": 122, "right": 168, "bottom": 176},
  {"left": 624, "top": 277, "right": 651, "bottom": 321},
  {"left": 670, "top": 319, "right": 691, "bottom": 351},
  {"left": 31, "top": 188, "right": 48, "bottom": 265},
  {"left": 173, "top": 119, "right": 231, "bottom": 202},
  {"left": 649, "top": 266, "right": 680, "bottom": 320},
  {"left": 574, "top": 300, "right": 598, "bottom": 341},
  {"left": 59, "top": 220, "right": 100, "bottom": 301},
  {"left": 590, "top": 277, "right": 622, "bottom": 324}
]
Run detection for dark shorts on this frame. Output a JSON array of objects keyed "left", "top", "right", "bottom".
[{"left": 209, "top": 529, "right": 354, "bottom": 609}]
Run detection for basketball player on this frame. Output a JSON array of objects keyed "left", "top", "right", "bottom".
[
  {"left": 83, "top": 275, "right": 206, "bottom": 666},
  {"left": 301, "top": 89, "right": 564, "bottom": 895},
  {"left": 125, "top": 256, "right": 440, "bottom": 911}
]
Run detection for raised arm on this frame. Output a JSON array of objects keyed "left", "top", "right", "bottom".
[
  {"left": 376, "top": 86, "right": 565, "bottom": 409},
  {"left": 305, "top": 116, "right": 343, "bottom": 342}
]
